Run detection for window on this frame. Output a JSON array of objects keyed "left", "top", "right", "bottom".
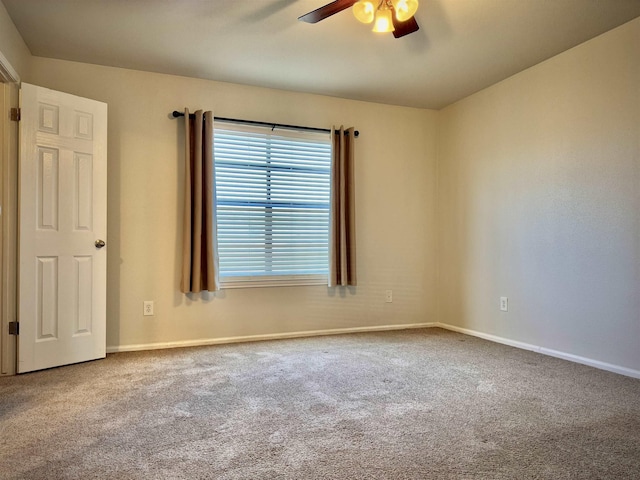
[{"left": 214, "top": 123, "right": 332, "bottom": 287}]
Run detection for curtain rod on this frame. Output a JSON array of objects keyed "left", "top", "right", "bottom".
[{"left": 171, "top": 111, "right": 359, "bottom": 137}]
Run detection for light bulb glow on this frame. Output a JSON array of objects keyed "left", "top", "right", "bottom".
[
  {"left": 391, "top": 0, "right": 418, "bottom": 22},
  {"left": 372, "top": 8, "right": 394, "bottom": 33},
  {"left": 353, "top": 0, "right": 375, "bottom": 24}
]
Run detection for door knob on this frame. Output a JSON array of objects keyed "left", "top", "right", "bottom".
[{"left": 95, "top": 239, "right": 106, "bottom": 248}]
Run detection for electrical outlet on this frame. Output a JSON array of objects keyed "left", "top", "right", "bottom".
[
  {"left": 500, "top": 297, "right": 508, "bottom": 312},
  {"left": 385, "top": 290, "right": 393, "bottom": 303},
  {"left": 143, "top": 300, "right": 154, "bottom": 316}
]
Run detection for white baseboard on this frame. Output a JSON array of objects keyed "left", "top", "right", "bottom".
[
  {"left": 107, "top": 321, "right": 640, "bottom": 380},
  {"left": 435, "top": 323, "right": 640, "bottom": 380},
  {"left": 106, "top": 322, "right": 437, "bottom": 353}
]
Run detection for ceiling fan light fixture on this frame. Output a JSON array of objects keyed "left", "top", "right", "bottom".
[
  {"left": 353, "top": 0, "right": 376, "bottom": 24},
  {"left": 372, "top": 6, "right": 395, "bottom": 33},
  {"left": 299, "top": 0, "right": 419, "bottom": 38},
  {"left": 391, "top": 0, "right": 419, "bottom": 22}
]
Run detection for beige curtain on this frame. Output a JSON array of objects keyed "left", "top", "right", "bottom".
[
  {"left": 329, "top": 126, "right": 357, "bottom": 287},
  {"left": 180, "top": 109, "right": 220, "bottom": 293}
]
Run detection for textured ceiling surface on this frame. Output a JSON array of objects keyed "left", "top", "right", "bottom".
[{"left": 3, "top": 0, "right": 640, "bottom": 109}]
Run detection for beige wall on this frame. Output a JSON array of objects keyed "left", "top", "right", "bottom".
[
  {"left": 27, "top": 58, "right": 438, "bottom": 349},
  {"left": 0, "top": 1, "right": 30, "bottom": 78},
  {"left": 437, "top": 18, "right": 640, "bottom": 370}
]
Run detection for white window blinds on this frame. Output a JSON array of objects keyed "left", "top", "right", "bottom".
[{"left": 214, "top": 123, "right": 331, "bottom": 285}]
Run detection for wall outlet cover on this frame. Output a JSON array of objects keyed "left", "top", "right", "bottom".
[
  {"left": 143, "top": 300, "right": 154, "bottom": 316},
  {"left": 500, "top": 297, "right": 508, "bottom": 312}
]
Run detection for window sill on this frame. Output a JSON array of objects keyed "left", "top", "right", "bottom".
[{"left": 220, "top": 274, "right": 328, "bottom": 289}]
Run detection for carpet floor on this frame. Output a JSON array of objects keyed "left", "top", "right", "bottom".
[{"left": 1, "top": 328, "right": 639, "bottom": 479}]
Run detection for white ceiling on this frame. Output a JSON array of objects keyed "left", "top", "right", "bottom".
[{"left": 3, "top": 0, "right": 640, "bottom": 109}]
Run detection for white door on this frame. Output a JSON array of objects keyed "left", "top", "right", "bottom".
[{"left": 18, "top": 83, "right": 107, "bottom": 373}]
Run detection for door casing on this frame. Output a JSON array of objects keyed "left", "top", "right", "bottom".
[{"left": 0, "top": 51, "right": 20, "bottom": 376}]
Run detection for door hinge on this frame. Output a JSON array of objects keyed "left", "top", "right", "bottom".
[
  {"left": 8, "top": 321, "right": 18, "bottom": 335},
  {"left": 10, "top": 107, "right": 20, "bottom": 122}
]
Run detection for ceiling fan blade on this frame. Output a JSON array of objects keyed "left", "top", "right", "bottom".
[
  {"left": 298, "top": 0, "right": 358, "bottom": 24},
  {"left": 392, "top": 15, "right": 420, "bottom": 38}
]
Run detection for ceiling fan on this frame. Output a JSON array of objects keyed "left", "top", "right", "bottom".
[{"left": 299, "top": 0, "right": 420, "bottom": 38}]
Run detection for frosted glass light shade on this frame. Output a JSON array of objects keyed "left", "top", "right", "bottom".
[
  {"left": 392, "top": 0, "right": 419, "bottom": 22},
  {"left": 372, "top": 8, "right": 395, "bottom": 32},
  {"left": 353, "top": 0, "right": 375, "bottom": 24}
]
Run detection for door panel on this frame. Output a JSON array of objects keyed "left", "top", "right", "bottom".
[{"left": 18, "top": 83, "right": 107, "bottom": 373}]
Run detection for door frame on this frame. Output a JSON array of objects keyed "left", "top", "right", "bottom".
[{"left": 0, "top": 50, "right": 20, "bottom": 376}]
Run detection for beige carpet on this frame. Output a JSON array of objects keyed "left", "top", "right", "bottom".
[{"left": 1, "top": 328, "right": 639, "bottom": 479}]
